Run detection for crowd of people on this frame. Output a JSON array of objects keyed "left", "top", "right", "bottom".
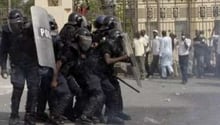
[
  {"left": 0, "top": 9, "right": 133, "bottom": 125},
  {"left": 132, "top": 29, "right": 218, "bottom": 84}
]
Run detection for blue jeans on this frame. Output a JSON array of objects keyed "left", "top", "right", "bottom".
[{"left": 179, "top": 55, "right": 189, "bottom": 82}]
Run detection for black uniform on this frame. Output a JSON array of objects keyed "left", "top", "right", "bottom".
[
  {"left": 36, "top": 34, "right": 71, "bottom": 125},
  {"left": 59, "top": 22, "right": 104, "bottom": 124},
  {"left": 91, "top": 28, "right": 129, "bottom": 125},
  {"left": 92, "top": 15, "right": 131, "bottom": 124},
  {"left": 1, "top": 21, "right": 39, "bottom": 125},
  {"left": 99, "top": 29, "right": 124, "bottom": 115}
]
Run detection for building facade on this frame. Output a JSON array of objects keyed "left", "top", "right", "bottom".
[
  {"left": 35, "top": 0, "right": 73, "bottom": 30},
  {"left": 137, "top": 0, "right": 220, "bottom": 39}
]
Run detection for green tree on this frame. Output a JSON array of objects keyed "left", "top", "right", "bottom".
[
  {"left": 21, "top": 0, "right": 34, "bottom": 18},
  {"left": 0, "top": 0, "right": 34, "bottom": 17},
  {"left": 86, "top": 0, "right": 103, "bottom": 21}
]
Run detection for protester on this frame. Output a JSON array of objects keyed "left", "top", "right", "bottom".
[{"left": 159, "top": 31, "right": 174, "bottom": 79}]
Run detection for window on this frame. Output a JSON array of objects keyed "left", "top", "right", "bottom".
[
  {"left": 173, "top": 7, "right": 178, "bottom": 18},
  {"left": 200, "top": 6, "right": 206, "bottom": 18},
  {"left": 48, "top": 0, "right": 61, "bottom": 6},
  {"left": 213, "top": 6, "right": 218, "bottom": 17},
  {"left": 147, "top": 8, "right": 153, "bottom": 19},
  {"left": 160, "top": 8, "right": 166, "bottom": 18}
]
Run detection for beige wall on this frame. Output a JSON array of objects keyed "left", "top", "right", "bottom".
[{"left": 35, "top": 0, "right": 73, "bottom": 31}]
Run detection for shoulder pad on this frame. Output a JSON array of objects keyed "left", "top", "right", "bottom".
[
  {"left": 65, "top": 22, "right": 77, "bottom": 27},
  {"left": 2, "top": 25, "right": 10, "bottom": 33}
]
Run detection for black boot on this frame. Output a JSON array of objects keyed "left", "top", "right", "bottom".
[
  {"left": 9, "top": 87, "right": 23, "bottom": 125},
  {"left": 78, "top": 115, "right": 94, "bottom": 125},
  {"left": 49, "top": 113, "right": 64, "bottom": 125},
  {"left": 35, "top": 112, "right": 49, "bottom": 122},
  {"left": 117, "top": 112, "right": 131, "bottom": 120},
  {"left": 11, "top": 87, "right": 23, "bottom": 120},
  {"left": 107, "top": 116, "right": 124, "bottom": 125},
  {"left": 9, "top": 115, "right": 21, "bottom": 125},
  {"left": 24, "top": 113, "right": 36, "bottom": 125}
]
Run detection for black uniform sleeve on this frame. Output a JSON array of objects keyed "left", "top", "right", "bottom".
[
  {"left": 59, "top": 46, "right": 76, "bottom": 64},
  {"left": 0, "top": 26, "right": 10, "bottom": 70},
  {"left": 100, "top": 43, "right": 112, "bottom": 57},
  {"left": 52, "top": 35, "right": 64, "bottom": 61}
]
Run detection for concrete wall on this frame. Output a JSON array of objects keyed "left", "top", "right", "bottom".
[{"left": 35, "top": 0, "right": 73, "bottom": 31}]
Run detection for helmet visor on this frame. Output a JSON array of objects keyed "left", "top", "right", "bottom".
[
  {"left": 8, "top": 18, "right": 24, "bottom": 33},
  {"left": 78, "top": 35, "right": 92, "bottom": 52}
]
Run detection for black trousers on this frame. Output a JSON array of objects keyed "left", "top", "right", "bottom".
[
  {"left": 68, "top": 74, "right": 104, "bottom": 118},
  {"left": 101, "top": 75, "right": 123, "bottom": 117},
  {"left": 179, "top": 55, "right": 189, "bottom": 82},
  {"left": 10, "top": 65, "right": 40, "bottom": 120},
  {"left": 145, "top": 52, "right": 150, "bottom": 75},
  {"left": 37, "top": 68, "right": 53, "bottom": 114},
  {"left": 149, "top": 55, "right": 160, "bottom": 75},
  {"left": 50, "top": 74, "right": 72, "bottom": 116}
]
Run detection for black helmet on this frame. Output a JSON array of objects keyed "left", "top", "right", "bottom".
[
  {"left": 102, "top": 16, "right": 118, "bottom": 30},
  {"left": 107, "top": 29, "right": 124, "bottom": 56},
  {"left": 68, "top": 12, "right": 83, "bottom": 26},
  {"left": 74, "top": 28, "right": 92, "bottom": 52},
  {"left": 108, "top": 29, "right": 123, "bottom": 40},
  {"left": 8, "top": 9, "right": 25, "bottom": 33},
  {"left": 94, "top": 15, "right": 106, "bottom": 29}
]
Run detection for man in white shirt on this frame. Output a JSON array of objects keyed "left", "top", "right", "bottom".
[
  {"left": 140, "top": 30, "right": 150, "bottom": 76},
  {"left": 148, "top": 30, "right": 160, "bottom": 77},
  {"left": 159, "top": 31, "right": 173, "bottom": 78},
  {"left": 178, "top": 32, "right": 191, "bottom": 84},
  {"left": 133, "top": 31, "right": 147, "bottom": 79},
  {"left": 170, "top": 33, "right": 179, "bottom": 77}
]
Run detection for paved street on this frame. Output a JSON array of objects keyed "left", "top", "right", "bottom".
[{"left": 0, "top": 77, "right": 220, "bottom": 125}]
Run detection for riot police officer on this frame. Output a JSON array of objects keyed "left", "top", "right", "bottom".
[
  {"left": 92, "top": 15, "right": 107, "bottom": 46},
  {"left": 36, "top": 14, "right": 62, "bottom": 122},
  {"left": 59, "top": 12, "right": 105, "bottom": 125},
  {"left": 1, "top": 9, "right": 40, "bottom": 125},
  {"left": 40, "top": 15, "right": 72, "bottom": 125},
  {"left": 58, "top": 12, "right": 84, "bottom": 121},
  {"left": 58, "top": 26, "right": 105, "bottom": 125},
  {"left": 59, "top": 12, "right": 83, "bottom": 44},
  {"left": 97, "top": 15, "right": 131, "bottom": 124}
]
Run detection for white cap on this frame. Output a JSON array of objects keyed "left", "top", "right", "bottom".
[{"left": 153, "top": 30, "right": 158, "bottom": 33}]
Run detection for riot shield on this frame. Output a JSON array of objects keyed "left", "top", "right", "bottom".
[
  {"left": 122, "top": 33, "right": 142, "bottom": 87},
  {"left": 31, "top": 6, "right": 56, "bottom": 70}
]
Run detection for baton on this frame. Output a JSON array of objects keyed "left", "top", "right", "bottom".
[{"left": 115, "top": 76, "right": 140, "bottom": 93}]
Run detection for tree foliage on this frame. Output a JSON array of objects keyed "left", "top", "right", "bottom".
[
  {"left": 86, "top": 0, "right": 103, "bottom": 20},
  {"left": 0, "top": 0, "right": 34, "bottom": 17}
]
